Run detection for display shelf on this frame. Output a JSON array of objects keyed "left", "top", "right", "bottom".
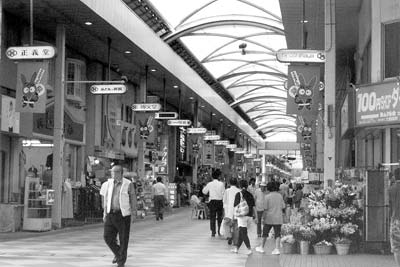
[{"left": 23, "top": 177, "right": 52, "bottom": 231}]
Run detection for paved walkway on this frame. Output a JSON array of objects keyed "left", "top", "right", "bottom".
[{"left": 0, "top": 208, "right": 397, "bottom": 267}]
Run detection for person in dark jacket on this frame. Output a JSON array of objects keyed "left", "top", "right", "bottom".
[{"left": 231, "top": 179, "right": 255, "bottom": 255}]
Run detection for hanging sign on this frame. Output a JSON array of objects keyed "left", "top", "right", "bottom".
[
  {"left": 167, "top": 119, "right": 192, "bottom": 127},
  {"left": 286, "top": 65, "right": 321, "bottom": 119},
  {"left": 214, "top": 140, "right": 230, "bottom": 146},
  {"left": 187, "top": 127, "right": 207, "bottom": 134},
  {"left": 1, "top": 95, "right": 20, "bottom": 133},
  {"left": 45, "top": 189, "right": 55, "bottom": 205},
  {"left": 90, "top": 84, "right": 126, "bottom": 94},
  {"left": 203, "top": 140, "right": 214, "bottom": 166},
  {"left": 16, "top": 61, "right": 49, "bottom": 113},
  {"left": 131, "top": 103, "right": 161, "bottom": 111},
  {"left": 276, "top": 49, "right": 325, "bottom": 63},
  {"left": 155, "top": 112, "right": 178, "bottom": 120},
  {"left": 355, "top": 80, "right": 400, "bottom": 127},
  {"left": 6, "top": 46, "right": 56, "bottom": 60},
  {"left": 203, "top": 135, "right": 220, "bottom": 141},
  {"left": 226, "top": 144, "right": 237, "bottom": 149}
]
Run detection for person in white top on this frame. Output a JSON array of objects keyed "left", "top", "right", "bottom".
[
  {"left": 254, "top": 181, "right": 268, "bottom": 237},
  {"left": 223, "top": 178, "right": 241, "bottom": 245},
  {"left": 152, "top": 176, "right": 168, "bottom": 221},
  {"left": 202, "top": 169, "right": 225, "bottom": 237}
]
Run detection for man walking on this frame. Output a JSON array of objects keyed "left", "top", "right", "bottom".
[
  {"left": 100, "top": 165, "right": 136, "bottom": 267},
  {"left": 152, "top": 176, "right": 168, "bottom": 221},
  {"left": 389, "top": 168, "right": 400, "bottom": 266},
  {"left": 202, "top": 169, "right": 225, "bottom": 237}
]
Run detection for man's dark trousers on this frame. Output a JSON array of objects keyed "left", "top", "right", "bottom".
[
  {"left": 104, "top": 211, "right": 131, "bottom": 266},
  {"left": 208, "top": 200, "right": 223, "bottom": 235}
]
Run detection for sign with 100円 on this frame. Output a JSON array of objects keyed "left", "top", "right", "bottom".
[
  {"left": 90, "top": 84, "right": 127, "bottom": 94},
  {"left": 355, "top": 80, "right": 400, "bottom": 127}
]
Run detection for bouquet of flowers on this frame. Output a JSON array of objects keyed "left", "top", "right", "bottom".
[
  {"left": 280, "top": 234, "right": 296, "bottom": 245},
  {"left": 314, "top": 240, "right": 333, "bottom": 246},
  {"left": 281, "top": 223, "right": 298, "bottom": 236},
  {"left": 293, "top": 225, "right": 316, "bottom": 242},
  {"left": 339, "top": 222, "right": 358, "bottom": 236}
]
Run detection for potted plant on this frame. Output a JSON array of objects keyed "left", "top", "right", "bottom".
[
  {"left": 313, "top": 240, "right": 333, "bottom": 255},
  {"left": 293, "top": 226, "right": 316, "bottom": 255},
  {"left": 333, "top": 223, "right": 358, "bottom": 255},
  {"left": 280, "top": 234, "right": 296, "bottom": 254}
]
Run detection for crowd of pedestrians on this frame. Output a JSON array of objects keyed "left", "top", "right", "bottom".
[{"left": 197, "top": 169, "right": 304, "bottom": 256}]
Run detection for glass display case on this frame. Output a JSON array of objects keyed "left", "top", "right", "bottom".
[{"left": 23, "top": 177, "right": 52, "bottom": 231}]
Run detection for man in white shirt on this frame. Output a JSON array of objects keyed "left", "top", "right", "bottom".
[
  {"left": 202, "top": 169, "right": 225, "bottom": 237},
  {"left": 223, "top": 178, "right": 241, "bottom": 245},
  {"left": 152, "top": 176, "right": 168, "bottom": 221}
]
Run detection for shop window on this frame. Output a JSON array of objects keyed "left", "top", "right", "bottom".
[
  {"left": 66, "top": 58, "right": 86, "bottom": 104},
  {"left": 384, "top": 21, "right": 400, "bottom": 79}
]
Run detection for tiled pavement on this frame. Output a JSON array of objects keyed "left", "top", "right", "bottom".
[
  {"left": 0, "top": 208, "right": 398, "bottom": 267},
  {"left": 0, "top": 208, "right": 252, "bottom": 267}
]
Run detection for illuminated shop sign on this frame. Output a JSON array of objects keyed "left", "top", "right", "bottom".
[
  {"left": 355, "top": 80, "right": 400, "bottom": 127},
  {"left": 178, "top": 127, "right": 187, "bottom": 162}
]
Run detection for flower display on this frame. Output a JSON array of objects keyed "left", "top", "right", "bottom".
[
  {"left": 315, "top": 240, "right": 333, "bottom": 246},
  {"left": 339, "top": 222, "right": 358, "bottom": 236},
  {"left": 281, "top": 234, "right": 296, "bottom": 245},
  {"left": 333, "top": 236, "right": 352, "bottom": 244},
  {"left": 293, "top": 225, "right": 316, "bottom": 242}
]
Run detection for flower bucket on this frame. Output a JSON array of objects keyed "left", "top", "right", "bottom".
[
  {"left": 313, "top": 244, "right": 332, "bottom": 255},
  {"left": 335, "top": 243, "right": 350, "bottom": 255},
  {"left": 282, "top": 242, "right": 295, "bottom": 254},
  {"left": 299, "top": 241, "right": 310, "bottom": 255}
]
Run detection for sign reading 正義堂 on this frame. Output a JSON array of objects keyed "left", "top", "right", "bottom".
[{"left": 355, "top": 80, "right": 400, "bottom": 127}]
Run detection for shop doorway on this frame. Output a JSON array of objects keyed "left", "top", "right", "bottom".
[{"left": 0, "top": 150, "right": 6, "bottom": 203}]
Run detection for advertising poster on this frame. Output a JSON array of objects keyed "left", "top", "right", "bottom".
[
  {"left": 355, "top": 80, "right": 400, "bottom": 127},
  {"left": 286, "top": 65, "right": 321, "bottom": 120},
  {"left": 16, "top": 61, "right": 49, "bottom": 113},
  {"left": 1, "top": 95, "right": 20, "bottom": 133},
  {"left": 46, "top": 189, "right": 55, "bottom": 205}
]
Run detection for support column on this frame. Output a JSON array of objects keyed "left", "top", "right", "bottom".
[
  {"left": 52, "top": 24, "right": 66, "bottom": 229},
  {"left": 137, "top": 68, "right": 147, "bottom": 179},
  {"left": 192, "top": 101, "right": 199, "bottom": 184},
  {"left": 261, "top": 154, "right": 266, "bottom": 183},
  {"left": 384, "top": 128, "right": 391, "bottom": 164},
  {"left": 324, "top": 0, "right": 336, "bottom": 188}
]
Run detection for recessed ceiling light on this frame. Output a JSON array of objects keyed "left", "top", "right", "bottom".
[
  {"left": 300, "top": 19, "right": 308, "bottom": 23},
  {"left": 124, "top": 50, "right": 132, "bottom": 54},
  {"left": 200, "top": 105, "right": 205, "bottom": 108},
  {"left": 150, "top": 68, "right": 157, "bottom": 72},
  {"left": 85, "top": 21, "right": 92, "bottom": 26},
  {"left": 189, "top": 96, "right": 194, "bottom": 100},
  {"left": 212, "top": 113, "right": 216, "bottom": 116},
  {"left": 173, "top": 85, "right": 178, "bottom": 88}
]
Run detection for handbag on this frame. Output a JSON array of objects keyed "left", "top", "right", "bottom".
[{"left": 235, "top": 192, "right": 249, "bottom": 217}]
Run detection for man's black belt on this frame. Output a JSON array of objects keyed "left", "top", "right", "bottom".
[{"left": 109, "top": 209, "right": 121, "bottom": 214}]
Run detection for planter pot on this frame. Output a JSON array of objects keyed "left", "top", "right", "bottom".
[
  {"left": 335, "top": 243, "right": 351, "bottom": 255},
  {"left": 299, "top": 241, "right": 310, "bottom": 255},
  {"left": 313, "top": 244, "right": 332, "bottom": 255},
  {"left": 281, "top": 242, "right": 295, "bottom": 254}
]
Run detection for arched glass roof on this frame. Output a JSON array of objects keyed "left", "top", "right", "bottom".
[{"left": 149, "top": 0, "right": 295, "bottom": 142}]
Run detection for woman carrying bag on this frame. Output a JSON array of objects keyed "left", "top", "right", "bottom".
[{"left": 231, "top": 180, "right": 255, "bottom": 255}]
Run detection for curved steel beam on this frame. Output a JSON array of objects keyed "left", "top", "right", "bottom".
[
  {"left": 235, "top": 85, "right": 286, "bottom": 100},
  {"left": 176, "top": 0, "right": 218, "bottom": 27},
  {"left": 256, "top": 123, "right": 296, "bottom": 132},
  {"left": 218, "top": 71, "right": 287, "bottom": 82},
  {"left": 247, "top": 108, "right": 288, "bottom": 116},
  {"left": 216, "top": 59, "right": 286, "bottom": 78},
  {"left": 237, "top": 0, "right": 282, "bottom": 21},
  {"left": 230, "top": 95, "right": 287, "bottom": 107},
  {"left": 228, "top": 78, "right": 284, "bottom": 88},
  {"left": 245, "top": 102, "right": 285, "bottom": 113},
  {"left": 164, "top": 18, "right": 284, "bottom": 43},
  {"left": 252, "top": 113, "right": 295, "bottom": 122},
  {"left": 204, "top": 51, "right": 276, "bottom": 63},
  {"left": 195, "top": 31, "right": 280, "bottom": 62}
]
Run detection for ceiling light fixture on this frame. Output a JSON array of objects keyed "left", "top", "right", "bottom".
[
  {"left": 150, "top": 68, "right": 157, "bottom": 72},
  {"left": 124, "top": 50, "right": 132, "bottom": 54},
  {"left": 189, "top": 96, "right": 194, "bottom": 100},
  {"left": 239, "top": 43, "right": 247, "bottom": 55},
  {"left": 84, "top": 21, "right": 93, "bottom": 26},
  {"left": 173, "top": 85, "right": 178, "bottom": 88}
]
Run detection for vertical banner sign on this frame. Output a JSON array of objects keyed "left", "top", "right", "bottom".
[
  {"left": 105, "top": 95, "right": 121, "bottom": 149},
  {"left": 215, "top": 145, "right": 224, "bottom": 164},
  {"left": 203, "top": 140, "right": 214, "bottom": 166},
  {"left": 136, "top": 113, "right": 156, "bottom": 146},
  {"left": 1, "top": 95, "right": 20, "bottom": 133},
  {"left": 16, "top": 61, "right": 49, "bottom": 113},
  {"left": 296, "top": 116, "right": 316, "bottom": 144},
  {"left": 158, "top": 135, "right": 168, "bottom": 174},
  {"left": 177, "top": 126, "right": 187, "bottom": 162},
  {"left": 287, "top": 65, "right": 321, "bottom": 119}
]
